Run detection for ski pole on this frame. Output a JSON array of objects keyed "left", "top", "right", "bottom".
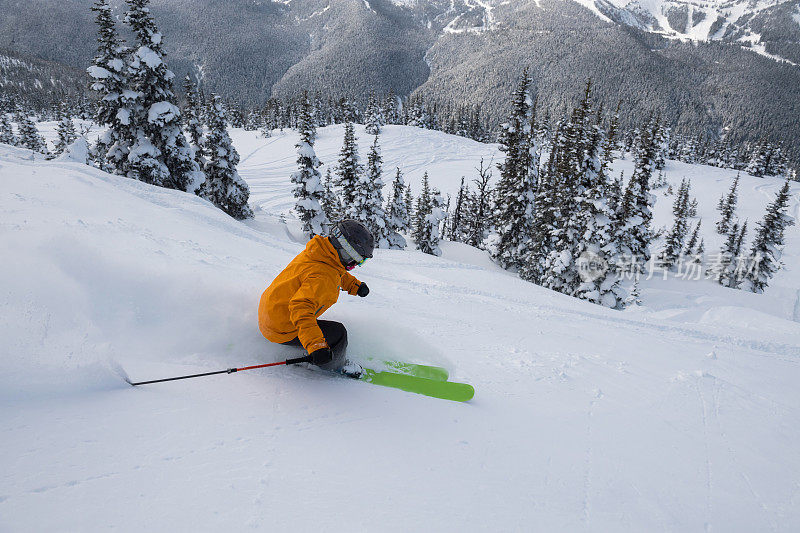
[{"left": 128, "top": 355, "right": 313, "bottom": 386}]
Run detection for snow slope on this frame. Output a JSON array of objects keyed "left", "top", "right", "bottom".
[
  {"left": 2, "top": 129, "right": 800, "bottom": 531},
  {"left": 232, "top": 124, "right": 502, "bottom": 214}
]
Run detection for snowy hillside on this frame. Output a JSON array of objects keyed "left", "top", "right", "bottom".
[{"left": 2, "top": 127, "right": 800, "bottom": 530}]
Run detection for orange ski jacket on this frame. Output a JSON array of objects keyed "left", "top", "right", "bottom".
[{"left": 258, "top": 236, "right": 363, "bottom": 352}]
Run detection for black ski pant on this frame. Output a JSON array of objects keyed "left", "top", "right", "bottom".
[{"left": 281, "top": 320, "right": 348, "bottom": 370}]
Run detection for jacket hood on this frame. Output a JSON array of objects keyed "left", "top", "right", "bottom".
[{"left": 303, "top": 236, "right": 345, "bottom": 273}]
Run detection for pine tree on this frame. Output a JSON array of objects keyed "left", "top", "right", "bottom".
[
  {"left": 288, "top": 93, "right": 326, "bottom": 234},
  {"left": 350, "top": 135, "right": 388, "bottom": 247},
  {"left": 618, "top": 118, "right": 658, "bottom": 268},
  {"left": 716, "top": 221, "right": 741, "bottom": 288},
  {"left": 448, "top": 177, "right": 468, "bottom": 242},
  {"left": 687, "top": 197, "right": 698, "bottom": 218},
  {"left": 124, "top": 0, "right": 203, "bottom": 192},
  {"left": 414, "top": 185, "right": 446, "bottom": 256},
  {"left": 365, "top": 92, "right": 384, "bottom": 135},
  {"left": 54, "top": 113, "right": 77, "bottom": 156},
  {"left": 385, "top": 167, "right": 408, "bottom": 249},
  {"left": 661, "top": 178, "right": 691, "bottom": 269},
  {"left": 684, "top": 219, "right": 701, "bottom": 255},
  {"left": 0, "top": 96, "right": 17, "bottom": 146},
  {"left": 412, "top": 172, "right": 432, "bottom": 250},
  {"left": 492, "top": 70, "right": 537, "bottom": 270},
  {"left": 88, "top": 0, "right": 130, "bottom": 173},
  {"left": 404, "top": 184, "right": 414, "bottom": 230},
  {"left": 197, "top": 95, "right": 253, "bottom": 220},
  {"left": 746, "top": 142, "right": 769, "bottom": 177},
  {"left": 554, "top": 82, "right": 624, "bottom": 307},
  {"left": 182, "top": 75, "right": 205, "bottom": 165},
  {"left": 321, "top": 167, "right": 342, "bottom": 222},
  {"left": 625, "top": 277, "right": 642, "bottom": 307},
  {"left": 522, "top": 123, "right": 563, "bottom": 284},
  {"left": 744, "top": 180, "right": 795, "bottom": 293},
  {"left": 464, "top": 158, "right": 493, "bottom": 249},
  {"left": 16, "top": 112, "right": 48, "bottom": 154},
  {"left": 716, "top": 174, "right": 739, "bottom": 234},
  {"left": 335, "top": 122, "right": 362, "bottom": 210}
]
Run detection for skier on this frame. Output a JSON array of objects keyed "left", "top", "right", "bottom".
[{"left": 258, "top": 220, "right": 373, "bottom": 374}]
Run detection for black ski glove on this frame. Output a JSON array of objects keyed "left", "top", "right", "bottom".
[
  {"left": 309, "top": 347, "right": 333, "bottom": 366},
  {"left": 357, "top": 282, "right": 370, "bottom": 298}
]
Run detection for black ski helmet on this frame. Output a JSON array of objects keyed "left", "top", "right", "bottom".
[{"left": 329, "top": 219, "right": 374, "bottom": 267}]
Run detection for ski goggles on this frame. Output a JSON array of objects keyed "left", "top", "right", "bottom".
[{"left": 331, "top": 225, "right": 369, "bottom": 269}]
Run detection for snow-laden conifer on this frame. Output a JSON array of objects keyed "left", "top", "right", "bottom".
[
  {"left": 349, "top": 136, "right": 388, "bottom": 247},
  {"left": 448, "top": 177, "right": 468, "bottom": 242},
  {"left": 661, "top": 178, "right": 691, "bottom": 269},
  {"left": 54, "top": 113, "right": 77, "bottom": 156},
  {"left": 0, "top": 96, "right": 17, "bottom": 146},
  {"left": 88, "top": 0, "right": 130, "bottom": 173},
  {"left": 618, "top": 119, "right": 657, "bottom": 267},
  {"left": 492, "top": 70, "right": 537, "bottom": 270},
  {"left": 320, "top": 168, "right": 342, "bottom": 222},
  {"left": 716, "top": 174, "right": 739, "bottom": 234},
  {"left": 124, "top": 0, "right": 203, "bottom": 192},
  {"left": 198, "top": 95, "right": 253, "bottom": 220},
  {"left": 287, "top": 93, "right": 325, "bottom": 234},
  {"left": 335, "top": 122, "right": 362, "bottom": 210},
  {"left": 412, "top": 172, "right": 432, "bottom": 250},
  {"left": 365, "top": 93, "right": 384, "bottom": 135},
  {"left": 16, "top": 112, "right": 48, "bottom": 154},
  {"left": 182, "top": 75, "right": 205, "bottom": 165},
  {"left": 544, "top": 82, "right": 624, "bottom": 307},
  {"left": 684, "top": 219, "right": 702, "bottom": 256},
  {"left": 744, "top": 180, "right": 795, "bottom": 293},
  {"left": 385, "top": 167, "right": 408, "bottom": 250},
  {"left": 414, "top": 183, "right": 445, "bottom": 256}
]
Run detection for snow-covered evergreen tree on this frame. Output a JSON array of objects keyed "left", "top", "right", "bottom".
[
  {"left": 625, "top": 277, "right": 642, "bottom": 306},
  {"left": 618, "top": 119, "right": 658, "bottom": 268},
  {"left": 335, "top": 122, "right": 362, "bottom": 210},
  {"left": 197, "top": 95, "right": 253, "bottom": 220},
  {"left": 404, "top": 184, "right": 414, "bottom": 230},
  {"left": 0, "top": 96, "right": 17, "bottom": 146},
  {"left": 320, "top": 168, "right": 342, "bottom": 222},
  {"left": 492, "top": 70, "right": 537, "bottom": 270},
  {"left": 448, "top": 177, "right": 468, "bottom": 242},
  {"left": 182, "top": 75, "right": 205, "bottom": 165},
  {"left": 414, "top": 184, "right": 446, "bottom": 256},
  {"left": 365, "top": 93, "right": 384, "bottom": 135},
  {"left": 746, "top": 142, "right": 769, "bottom": 177},
  {"left": 124, "top": 0, "right": 203, "bottom": 192},
  {"left": 684, "top": 219, "right": 702, "bottom": 255},
  {"left": 547, "top": 82, "right": 624, "bottom": 307},
  {"left": 522, "top": 123, "right": 562, "bottom": 284},
  {"left": 54, "top": 113, "right": 77, "bottom": 156},
  {"left": 661, "top": 178, "right": 691, "bottom": 269},
  {"left": 288, "top": 93, "right": 325, "bottom": 234},
  {"left": 716, "top": 221, "right": 745, "bottom": 288},
  {"left": 385, "top": 167, "right": 408, "bottom": 250},
  {"left": 349, "top": 135, "right": 388, "bottom": 247},
  {"left": 88, "top": 0, "right": 130, "bottom": 173},
  {"left": 744, "top": 180, "right": 795, "bottom": 293},
  {"left": 716, "top": 174, "right": 739, "bottom": 234},
  {"left": 16, "top": 112, "right": 47, "bottom": 154},
  {"left": 412, "top": 172, "right": 432, "bottom": 250}
]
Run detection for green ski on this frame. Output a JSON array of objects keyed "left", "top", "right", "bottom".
[
  {"left": 366, "top": 358, "right": 449, "bottom": 381},
  {"left": 359, "top": 368, "right": 474, "bottom": 402}
]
